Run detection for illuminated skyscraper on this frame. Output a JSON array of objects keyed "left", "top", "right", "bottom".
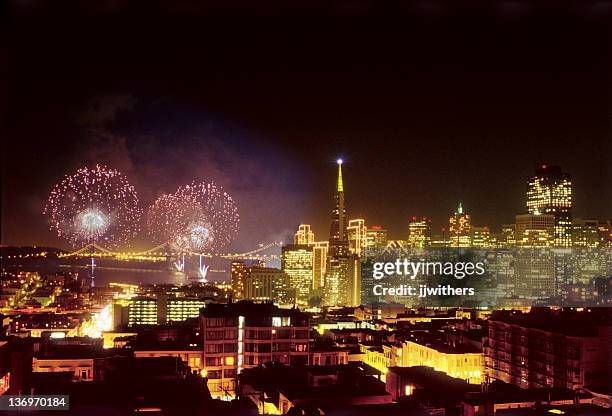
[
  {"left": 281, "top": 244, "right": 314, "bottom": 305},
  {"left": 430, "top": 232, "right": 450, "bottom": 248},
  {"left": 515, "top": 213, "right": 555, "bottom": 247},
  {"left": 347, "top": 254, "right": 361, "bottom": 306},
  {"left": 292, "top": 224, "right": 328, "bottom": 291},
  {"left": 514, "top": 213, "right": 556, "bottom": 298},
  {"left": 244, "top": 267, "right": 295, "bottom": 305},
  {"left": 572, "top": 218, "right": 600, "bottom": 248},
  {"left": 470, "top": 226, "right": 491, "bottom": 248},
  {"left": 499, "top": 224, "right": 516, "bottom": 248},
  {"left": 347, "top": 219, "right": 367, "bottom": 255},
  {"left": 328, "top": 159, "right": 349, "bottom": 258},
  {"left": 294, "top": 224, "right": 315, "bottom": 245},
  {"left": 597, "top": 220, "right": 612, "bottom": 247},
  {"left": 407, "top": 217, "right": 431, "bottom": 248},
  {"left": 230, "top": 261, "right": 249, "bottom": 300},
  {"left": 366, "top": 226, "right": 388, "bottom": 249},
  {"left": 526, "top": 165, "right": 572, "bottom": 247},
  {"left": 449, "top": 202, "right": 471, "bottom": 247},
  {"left": 324, "top": 159, "right": 351, "bottom": 306},
  {"left": 309, "top": 241, "right": 328, "bottom": 290}
]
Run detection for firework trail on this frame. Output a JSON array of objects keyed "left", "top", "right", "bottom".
[
  {"left": 147, "top": 182, "right": 239, "bottom": 253},
  {"left": 44, "top": 165, "right": 142, "bottom": 248}
]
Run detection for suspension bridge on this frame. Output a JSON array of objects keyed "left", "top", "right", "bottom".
[{"left": 58, "top": 241, "right": 282, "bottom": 262}]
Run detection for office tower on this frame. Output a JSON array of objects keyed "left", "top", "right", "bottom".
[
  {"left": 328, "top": 159, "right": 349, "bottom": 257},
  {"left": 294, "top": 224, "right": 315, "bottom": 245},
  {"left": 167, "top": 298, "right": 207, "bottom": 322},
  {"left": 514, "top": 213, "right": 556, "bottom": 298},
  {"left": 449, "top": 202, "right": 471, "bottom": 247},
  {"left": 324, "top": 253, "right": 360, "bottom": 307},
  {"left": 128, "top": 298, "right": 159, "bottom": 325},
  {"left": 200, "top": 301, "right": 310, "bottom": 398},
  {"left": 347, "top": 219, "right": 368, "bottom": 255},
  {"left": 310, "top": 241, "right": 328, "bottom": 290},
  {"left": 281, "top": 244, "right": 314, "bottom": 305},
  {"left": 347, "top": 254, "right": 361, "bottom": 306},
  {"left": 366, "top": 226, "right": 388, "bottom": 249},
  {"left": 324, "top": 258, "right": 349, "bottom": 306},
  {"left": 597, "top": 220, "right": 612, "bottom": 246},
  {"left": 360, "top": 256, "right": 381, "bottom": 304},
  {"left": 407, "top": 217, "right": 431, "bottom": 248},
  {"left": 572, "top": 218, "right": 600, "bottom": 247},
  {"left": 230, "top": 261, "right": 251, "bottom": 300},
  {"left": 499, "top": 224, "right": 516, "bottom": 248},
  {"left": 430, "top": 232, "right": 450, "bottom": 248},
  {"left": 244, "top": 267, "right": 295, "bottom": 305},
  {"left": 485, "top": 309, "right": 612, "bottom": 390},
  {"left": 526, "top": 165, "right": 572, "bottom": 247},
  {"left": 470, "top": 226, "right": 491, "bottom": 248},
  {"left": 515, "top": 214, "right": 555, "bottom": 247}
]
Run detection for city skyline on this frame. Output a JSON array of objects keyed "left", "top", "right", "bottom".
[
  {"left": 1, "top": 159, "right": 609, "bottom": 252},
  {"left": 4, "top": 4, "right": 611, "bottom": 249}
]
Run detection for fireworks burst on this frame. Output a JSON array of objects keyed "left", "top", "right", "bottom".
[
  {"left": 44, "top": 165, "right": 142, "bottom": 248},
  {"left": 147, "top": 182, "right": 239, "bottom": 253}
]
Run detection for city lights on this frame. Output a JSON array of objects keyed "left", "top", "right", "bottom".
[{"left": 3, "top": 5, "right": 609, "bottom": 414}]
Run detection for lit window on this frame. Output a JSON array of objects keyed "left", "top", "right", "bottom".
[{"left": 225, "top": 356, "right": 235, "bottom": 366}]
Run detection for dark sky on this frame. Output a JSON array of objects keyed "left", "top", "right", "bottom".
[{"left": 3, "top": 1, "right": 611, "bottom": 250}]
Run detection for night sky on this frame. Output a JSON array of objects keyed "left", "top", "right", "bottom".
[{"left": 3, "top": 1, "right": 611, "bottom": 250}]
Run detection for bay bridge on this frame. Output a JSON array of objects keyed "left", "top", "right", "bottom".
[
  {"left": 58, "top": 241, "right": 282, "bottom": 262},
  {"left": 58, "top": 242, "right": 283, "bottom": 281}
]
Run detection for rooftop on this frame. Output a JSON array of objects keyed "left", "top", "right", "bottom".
[
  {"left": 490, "top": 308, "right": 612, "bottom": 337},
  {"left": 388, "top": 366, "right": 480, "bottom": 394},
  {"left": 239, "top": 363, "right": 390, "bottom": 402},
  {"left": 201, "top": 300, "right": 308, "bottom": 321}
]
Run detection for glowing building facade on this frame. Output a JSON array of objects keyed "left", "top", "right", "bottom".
[
  {"left": 347, "top": 254, "right": 361, "bottom": 306},
  {"left": 129, "top": 296, "right": 206, "bottom": 325},
  {"left": 244, "top": 267, "right": 294, "bottom": 305},
  {"left": 407, "top": 217, "right": 431, "bottom": 248},
  {"left": 281, "top": 244, "right": 314, "bottom": 305},
  {"left": 230, "top": 261, "right": 249, "bottom": 300},
  {"left": 367, "top": 226, "right": 388, "bottom": 249},
  {"left": 470, "top": 226, "right": 492, "bottom": 248},
  {"left": 499, "top": 224, "right": 516, "bottom": 248},
  {"left": 348, "top": 219, "right": 368, "bottom": 255},
  {"left": 128, "top": 298, "right": 158, "bottom": 325},
  {"left": 514, "top": 213, "right": 556, "bottom": 298},
  {"left": 400, "top": 340, "right": 484, "bottom": 384},
  {"left": 449, "top": 202, "right": 472, "bottom": 248},
  {"left": 572, "top": 218, "right": 600, "bottom": 248},
  {"left": 200, "top": 301, "right": 309, "bottom": 398},
  {"left": 310, "top": 241, "right": 328, "bottom": 290},
  {"left": 515, "top": 214, "right": 555, "bottom": 247},
  {"left": 294, "top": 224, "right": 315, "bottom": 245},
  {"left": 526, "top": 165, "right": 572, "bottom": 247},
  {"left": 166, "top": 298, "right": 206, "bottom": 322}
]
